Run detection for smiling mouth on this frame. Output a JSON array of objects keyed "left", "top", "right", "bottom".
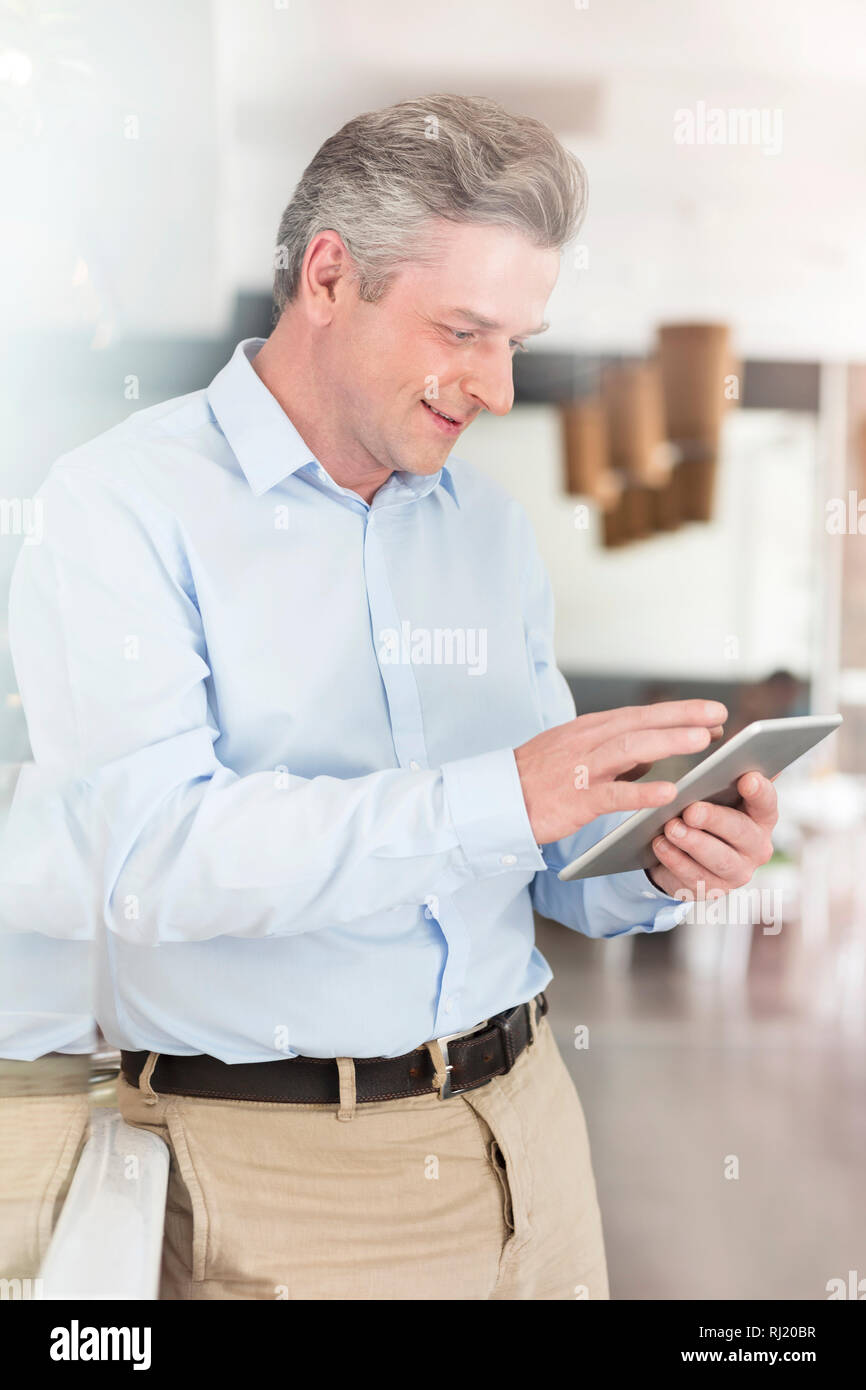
[{"left": 421, "top": 398, "right": 462, "bottom": 428}]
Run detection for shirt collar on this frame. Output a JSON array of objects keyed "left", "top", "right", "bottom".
[{"left": 207, "top": 338, "right": 459, "bottom": 507}]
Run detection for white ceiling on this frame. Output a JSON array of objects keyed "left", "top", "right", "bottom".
[{"left": 216, "top": 0, "right": 866, "bottom": 88}]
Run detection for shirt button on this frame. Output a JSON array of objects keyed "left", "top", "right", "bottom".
[
  {"left": 409, "top": 760, "right": 420, "bottom": 771},
  {"left": 500, "top": 854, "right": 518, "bottom": 867},
  {"left": 424, "top": 907, "right": 433, "bottom": 920}
]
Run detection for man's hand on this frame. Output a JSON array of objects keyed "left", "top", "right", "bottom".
[
  {"left": 513, "top": 700, "right": 728, "bottom": 845},
  {"left": 646, "top": 772, "right": 778, "bottom": 898}
]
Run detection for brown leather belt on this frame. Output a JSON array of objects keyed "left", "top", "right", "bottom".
[{"left": 120, "top": 993, "right": 548, "bottom": 1105}]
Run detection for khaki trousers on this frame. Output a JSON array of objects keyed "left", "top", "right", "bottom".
[
  {"left": 0, "top": 1058, "right": 90, "bottom": 1281},
  {"left": 117, "top": 1014, "right": 610, "bottom": 1301}
]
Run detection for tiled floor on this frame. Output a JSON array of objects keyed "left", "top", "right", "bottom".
[{"left": 536, "top": 917, "right": 866, "bottom": 1300}]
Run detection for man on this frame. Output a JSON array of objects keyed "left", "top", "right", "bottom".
[{"left": 10, "top": 93, "right": 777, "bottom": 1300}]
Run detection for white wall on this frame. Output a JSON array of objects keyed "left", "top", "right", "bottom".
[
  {"left": 1, "top": 0, "right": 220, "bottom": 339},
  {"left": 8, "top": 0, "right": 863, "bottom": 357},
  {"left": 460, "top": 405, "right": 817, "bottom": 679},
  {"left": 212, "top": 0, "right": 866, "bottom": 360}
]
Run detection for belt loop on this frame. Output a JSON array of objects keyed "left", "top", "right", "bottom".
[
  {"left": 139, "top": 1052, "right": 160, "bottom": 1106},
  {"left": 526, "top": 999, "right": 538, "bottom": 1047},
  {"left": 425, "top": 1039, "right": 450, "bottom": 1098},
  {"left": 336, "top": 1057, "right": 356, "bottom": 1121}
]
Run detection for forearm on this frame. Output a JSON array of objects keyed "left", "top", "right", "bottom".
[{"left": 96, "top": 740, "right": 546, "bottom": 944}]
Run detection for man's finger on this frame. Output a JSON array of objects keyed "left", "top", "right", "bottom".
[
  {"left": 661, "top": 818, "right": 751, "bottom": 882},
  {"left": 615, "top": 726, "right": 724, "bottom": 782},
  {"left": 736, "top": 771, "right": 778, "bottom": 829},
  {"left": 590, "top": 780, "right": 678, "bottom": 815},
  {"left": 651, "top": 835, "right": 730, "bottom": 894},
  {"left": 591, "top": 723, "right": 714, "bottom": 780},
  {"left": 615, "top": 761, "right": 652, "bottom": 783},
  {"left": 593, "top": 699, "right": 728, "bottom": 738},
  {"left": 681, "top": 799, "right": 770, "bottom": 860}
]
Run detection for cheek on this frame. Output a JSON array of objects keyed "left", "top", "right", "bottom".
[
  {"left": 392, "top": 327, "right": 458, "bottom": 394},
  {"left": 363, "top": 345, "right": 415, "bottom": 402},
  {"left": 349, "top": 320, "right": 455, "bottom": 415},
  {"left": 341, "top": 349, "right": 393, "bottom": 416}
]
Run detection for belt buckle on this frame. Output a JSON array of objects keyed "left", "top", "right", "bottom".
[
  {"left": 434, "top": 1018, "right": 489, "bottom": 1100},
  {"left": 437, "top": 1036, "right": 459, "bottom": 1099}
]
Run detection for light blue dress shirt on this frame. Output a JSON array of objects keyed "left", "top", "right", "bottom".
[
  {"left": 0, "top": 765, "right": 95, "bottom": 1057},
  {"left": 9, "top": 338, "right": 687, "bottom": 1063}
]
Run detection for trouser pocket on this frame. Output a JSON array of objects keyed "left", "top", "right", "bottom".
[
  {"left": 164, "top": 1105, "right": 211, "bottom": 1284},
  {"left": 461, "top": 1088, "right": 533, "bottom": 1278},
  {"left": 489, "top": 1139, "right": 514, "bottom": 1231}
]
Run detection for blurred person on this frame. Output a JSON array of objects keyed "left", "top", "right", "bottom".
[
  {"left": 727, "top": 669, "right": 809, "bottom": 738},
  {"left": 9, "top": 94, "right": 777, "bottom": 1301},
  {"left": 0, "top": 769, "right": 94, "bottom": 1285}
]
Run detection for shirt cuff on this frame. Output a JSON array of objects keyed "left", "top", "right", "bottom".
[
  {"left": 441, "top": 747, "right": 546, "bottom": 879},
  {"left": 607, "top": 867, "right": 691, "bottom": 932}
]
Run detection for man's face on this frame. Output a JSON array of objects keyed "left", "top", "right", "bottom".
[{"left": 326, "top": 221, "right": 561, "bottom": 478}]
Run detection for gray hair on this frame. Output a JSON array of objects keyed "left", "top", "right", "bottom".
[{"left": 272, "top": 92, "right": 587, "bottom": 314}]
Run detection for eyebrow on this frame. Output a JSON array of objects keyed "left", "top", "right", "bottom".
[{"left": 444, "top": 307, "right": 549, "bottom": 337}]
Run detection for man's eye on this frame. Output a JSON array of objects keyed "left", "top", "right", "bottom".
[{"left": 451, "top": 329, "right": 474, "bottom": 342}]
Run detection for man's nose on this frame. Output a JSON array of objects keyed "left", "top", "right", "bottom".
[{"left": 461, "top": 351, "right": 515, "bottom": 418}]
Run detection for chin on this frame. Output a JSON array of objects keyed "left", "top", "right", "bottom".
[
  {"left": 410, "top": 458, "right": 448, "bottom": 477},
  {"left": 392, "top": 447, "right": 447, "bottom": 478}
]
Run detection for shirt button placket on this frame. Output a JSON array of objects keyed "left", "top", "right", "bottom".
[{"left": 364, "top": 508, "right": 467, "bottom": 1035}]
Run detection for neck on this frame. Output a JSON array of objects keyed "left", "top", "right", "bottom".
[{"left": 251, "top": 313, "right": 393, "bottom": 505}]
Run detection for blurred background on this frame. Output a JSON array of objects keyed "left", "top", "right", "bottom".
[{"left": 1, "top": 0, "right": 865, "bottom": 1299}]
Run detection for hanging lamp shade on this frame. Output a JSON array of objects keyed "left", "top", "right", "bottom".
[
  {"left": 601, "top": 471, "right": 657, "bottom": 548},
  {"left": 601, "top": 362, "right": 672, "bottom": 489},
  {"left": 561, "top": 398, "right": 615, "bottom": 501},
  {"left": 649, "top": 458, "right": 685, "bottom": 531},
  {"left": 657, "top": 322, "right": 731, "bottom": 522},
  {"left": 601, "top": 492, "right": 627, "bottom": 547}
]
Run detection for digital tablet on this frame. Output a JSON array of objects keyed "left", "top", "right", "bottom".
[{"left": 557, "top": 713, "right": 842, "bottom": 882}]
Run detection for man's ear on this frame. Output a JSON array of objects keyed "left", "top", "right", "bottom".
[{"left": 300, "top": 230, "right": 353, "bottom": 322}]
